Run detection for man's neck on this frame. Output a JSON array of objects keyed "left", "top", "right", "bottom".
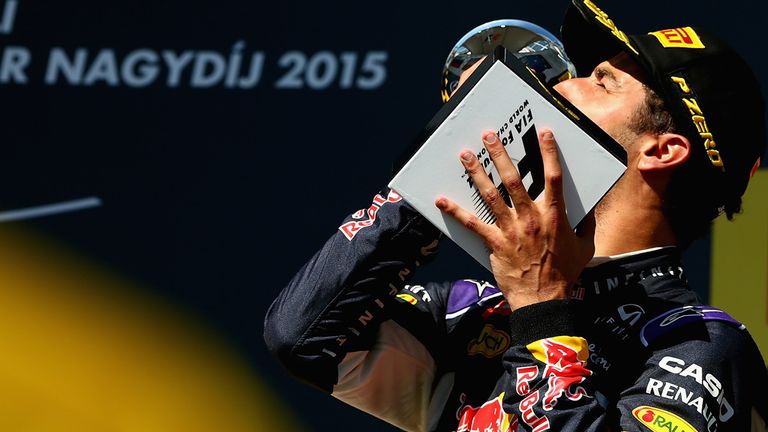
[{"left": 592, "top": 176, "right": 678, "bottom": 257}]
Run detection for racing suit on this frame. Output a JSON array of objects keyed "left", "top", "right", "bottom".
[{"left": 264, "top": 188, "right": 768, "bottom": 431}]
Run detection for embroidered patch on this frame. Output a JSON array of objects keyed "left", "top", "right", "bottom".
[
  {"left": 467, "top": 324, "right": 510, "bottom": 358},
  {"left": 632, "top": 405, "right": 698, "bottom": 432}
]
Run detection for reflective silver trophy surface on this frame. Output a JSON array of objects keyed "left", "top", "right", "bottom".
[{"left": 441, "top": 19, "right": 577, "bottom": 102}]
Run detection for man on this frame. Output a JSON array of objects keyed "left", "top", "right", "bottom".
[{"left": 264, "top": 1, "right": 768, "bottom": 430}]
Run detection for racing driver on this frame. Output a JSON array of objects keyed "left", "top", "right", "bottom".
[{"left": 264, "top": 1, "right": 768, "bottom": 430}]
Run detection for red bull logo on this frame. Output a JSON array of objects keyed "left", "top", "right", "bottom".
[
  {"left": 456, "top": 393, "right": 517, "bottom": 432},
  {"left": 339, "top": 190, "right": 402, "bottom": 240},
  {"left": 527, "top": 336, "right": 593, "bottom": 411},
  {"left": 518, "top": 391, "right": 550, "bottom": 432}
]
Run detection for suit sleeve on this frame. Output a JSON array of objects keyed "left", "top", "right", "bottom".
[
  {"left": 615, "top": 322, "right": 768, "bottom": 432},
  {"left": 499, "top": 300, "right": 607, "bottom": 431},
  {"left": 263, "top": 187, "right": 451, "bottom": 431}
]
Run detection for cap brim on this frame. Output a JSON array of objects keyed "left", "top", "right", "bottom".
[{"left": 560, "top": 1, "right": 646, "bottom": 78}]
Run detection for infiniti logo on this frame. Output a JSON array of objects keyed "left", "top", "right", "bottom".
[{"left": 617, "top": 304, "right": 645, "bottom": 327}]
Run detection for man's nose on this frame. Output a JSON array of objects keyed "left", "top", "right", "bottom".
[
  {"left": 552, "top": 76, "right": 586, "bottom": 98},
  {"left": 552, "top": 79, "right": 572, "bottom": 97}
]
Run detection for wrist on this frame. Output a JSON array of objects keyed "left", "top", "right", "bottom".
[
  {"left": 500, "top": 280, "right": 572, "bottom": 311},
  {"left": 507, "top": 299, "right": 585, "bottom": 345}
]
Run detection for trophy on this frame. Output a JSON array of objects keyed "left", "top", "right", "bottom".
[
  {"left": 441, "top": 19, "right": 577, "bottom": 103},
  {"left": 390, "top": 19, "right": 626, "bottom": 270}
]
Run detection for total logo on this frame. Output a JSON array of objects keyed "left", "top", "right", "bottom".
[{"left": 632, "top": 406, "right": 697, "bottom": 432}]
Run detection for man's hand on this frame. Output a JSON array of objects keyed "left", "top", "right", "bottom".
[{"left": 435, "top": 130, "right": 595, "bottom": 310}]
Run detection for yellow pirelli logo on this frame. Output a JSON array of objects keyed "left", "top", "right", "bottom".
[
  {"left": 650, "top": 27, "right": 705, "bottom": 49},
  {"left": 671, "top": 75, "right": 724, "bottom": 171}
]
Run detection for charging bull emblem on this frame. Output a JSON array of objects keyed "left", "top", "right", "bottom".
[
  {"left": 526, "top": 336, "right": 593, "bottom": 411},
  {"left": 456, "top": 393, "right": 518, "bottom": 432}
]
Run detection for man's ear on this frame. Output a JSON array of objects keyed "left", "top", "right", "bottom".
[{"left": 636, "top": 133, "right": 691, "bottom": 172}]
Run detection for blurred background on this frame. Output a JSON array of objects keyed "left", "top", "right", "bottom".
[{"left": 0, "top": 0, "right": 765, "bottom": 430}]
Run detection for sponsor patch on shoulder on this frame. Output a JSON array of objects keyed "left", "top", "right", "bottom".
[{"left": 632, "top": 406, "right": 698, "bottom": 432}]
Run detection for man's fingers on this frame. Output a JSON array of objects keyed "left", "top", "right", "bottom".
[
  {"left": 481, "top": 131, "right": 532, "bottom": 215},
  {"left": 539, "top": 130, "right": 565, "bottom": 212},
  {"left": 435, "top": 196, "right": 494, "bottom": 239},
  {"left": 459, "top": 147, "right": 513, "bottom": 227}
]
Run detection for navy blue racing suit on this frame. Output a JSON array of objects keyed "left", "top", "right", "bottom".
[{"left": 264, "top": 188, "right": 768, "bottom": 431}]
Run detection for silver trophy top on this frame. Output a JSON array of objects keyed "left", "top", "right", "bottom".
[{"left": 441, "top": 19, "right": 577, "bottom": 102}]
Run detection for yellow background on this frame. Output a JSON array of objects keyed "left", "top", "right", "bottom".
[
  {"left": 711, "top": 169, "right": 768, "bottom": 362},
  {"left": 0, "top": 227, "right": 302, "bottom": 431}
]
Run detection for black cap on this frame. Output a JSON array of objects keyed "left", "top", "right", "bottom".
[{"left": 561, "top": 0, "right": 766, "bottom": 217}]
